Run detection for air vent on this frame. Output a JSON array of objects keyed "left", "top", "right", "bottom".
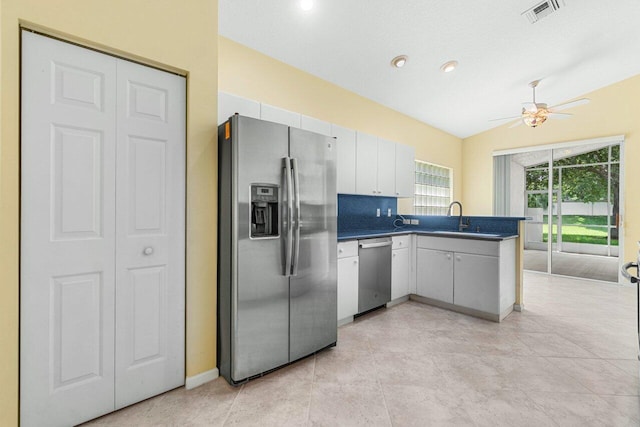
[{"left": 522, "top": 0, "right": 564, "bottom": 24}]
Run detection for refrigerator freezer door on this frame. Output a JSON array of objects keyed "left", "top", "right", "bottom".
[
  {"left": 288, "top": 127, "right": 338, "bottom": 361},
  {"left": 233, "top": 116, "right": 291, "bottom": 381}
]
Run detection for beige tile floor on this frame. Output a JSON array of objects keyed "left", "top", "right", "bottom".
[{"left": 85, "top": 272, "right": 640, "bottom": 426}]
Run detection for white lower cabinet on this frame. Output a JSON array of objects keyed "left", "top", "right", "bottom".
[
  {"left": 391, "top": 235, "right": 411, "bottom": 300},
  {"left": 337, "top": 241, "right": 359, "bottom": 321},
  {"left": 453, "top": 252, "right": 500, "bottom": 314},
  {"left": 416, "top": 236, "right": 516, "bottom": 320},
  {"left": 416, "top": 248, "right": 453, "bottom": 303}
]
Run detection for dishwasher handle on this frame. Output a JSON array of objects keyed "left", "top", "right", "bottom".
[{"left": 359, "top": 241, "right": 392, "bottom": 249}]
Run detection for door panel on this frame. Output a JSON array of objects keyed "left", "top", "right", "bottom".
[
  {"left": 127, "top": 136, "right": 167, "bottom": 234},
  {"left": 129, "top": 266, "right": 166, "bottom": 364},
  {"left": 52, "top": 125, "right": 104, "bottom": 239},
  {"left": 21, "top": 31, "right": 117, "bottom": 427},
  {"left": 331, "top": 124, "right": 356, "bottom": 194},
  {"left": 355, "top": 131, "right": 378, "bottom": 195},
  {"left": 416, "top": 248, "right": 453, "bottom": 303},
  {"left": 114, "top": 59, "right": 186, "bottom": 408},
  {"left": 52, "top": 272, "right": 104, "bottom": 388},
  {"left": 289, "top": 127, "right": 337, "bottom": 361},
  {"left": 377, "top": 138, "right": 396, "bottom": 196},
  {"left": 453, "top": 253, "right": 500, "bottom": 313}
]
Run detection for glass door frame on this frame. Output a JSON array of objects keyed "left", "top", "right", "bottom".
[{"left": 494, "top": 135, "right": 626, "bottom": 283}]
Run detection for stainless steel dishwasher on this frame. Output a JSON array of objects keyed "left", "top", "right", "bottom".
[{"left": 358, "top": 236, "right": 392, "bottom": 313}]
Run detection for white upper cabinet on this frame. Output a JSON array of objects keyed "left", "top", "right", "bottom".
[
  {"left": 218, "top": 92, "right": 261, "bottom": 124},
  {"left": 355, "top": 131, "right": 379, "bottom": 195},
  {"left": 356, "top": 133, "right": 405, "bottom": 197},
  {"left": 377, "top": 138, "right": 396, "bottom": 196},
  {"left": 332, "top": 124, "right": 357, "bottom": 194},
  {"left": 301, "top": 115, "right": 331, "bottom": 136},
  {"left": 217, "top": 93, "right": 416, "bottom": 198},
  {"left": 260, "top": 103, "right": 301, "bottom": 128},
  {"left": 395, "top": 143, "right": 415, "bottom": 198}
]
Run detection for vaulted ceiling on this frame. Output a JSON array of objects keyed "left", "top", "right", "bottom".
[{"left": 219, "top": 0, "right": 640, "bottom": 138}]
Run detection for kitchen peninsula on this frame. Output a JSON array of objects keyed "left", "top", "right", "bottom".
[{"left": 337, "top": 194, "right": 526, "bottom": 325}]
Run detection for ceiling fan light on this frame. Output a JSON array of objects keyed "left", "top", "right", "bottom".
[{"left": 523, "top": 112, "right": 548, "bottom": 127}]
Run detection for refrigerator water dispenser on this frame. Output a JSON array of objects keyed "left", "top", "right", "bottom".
[{"left": 250, "top": 184, "right": 279, "bottom": 238}]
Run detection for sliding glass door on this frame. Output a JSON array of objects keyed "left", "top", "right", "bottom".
[
  {"left": 498, "top": 138, "right": 623, "bottom": 283},
  {"left": 549, "top": 144, "right": 620, "bottom": 280}
]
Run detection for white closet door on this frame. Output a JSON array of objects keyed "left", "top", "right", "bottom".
[
  {"left": 114, "top": 59, "right": 186, "bottom": 408},
  {"left": 20, "top": 31, "right": 117, "bottom": 427}
]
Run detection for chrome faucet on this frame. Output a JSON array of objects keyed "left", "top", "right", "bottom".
[{"left": 447, "top": 201, "right": 470, "bottom": 232}]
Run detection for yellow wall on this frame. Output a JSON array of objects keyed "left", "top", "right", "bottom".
[
  {"left": 0, "top": 1, "right": 218, "bottom": 425},
  {"left": 462, "top": 74, "right": 640, "bottom": 263},
  {"left": 218, "top": 36, "right": 463, "bottom": 213}
]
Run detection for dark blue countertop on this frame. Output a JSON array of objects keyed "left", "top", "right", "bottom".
[{"left": 338, "top": 229, "right": 518, "bottom": 242}]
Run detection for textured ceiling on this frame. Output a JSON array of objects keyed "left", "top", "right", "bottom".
[{"left": 219, "top": 0, "right": 640, "bottom": 138}]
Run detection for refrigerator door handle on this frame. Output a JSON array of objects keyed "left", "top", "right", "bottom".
[
  {"left": 291, "top": 158, "right": 301, "bottom": 276},
  {"left": 284, "top": 157, "right": 294, "bottom": 276}
]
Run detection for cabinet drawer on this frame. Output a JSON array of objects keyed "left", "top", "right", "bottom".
[
  {"left": 417, "top": 235, "right": 499, "bottom": 257},
  {"left": 392, "top": 234, "right": 410, "bottom": 250},
  {"left": 338, "top": 241, "right": 358, "bottom": 259}
]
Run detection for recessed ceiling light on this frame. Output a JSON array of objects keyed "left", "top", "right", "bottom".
[
  {"left": 440, "top": 60, "right": 458, "bottom": 73},
  {"left": 300, "top": 0, "right": 313, "bottom": 11},
  {"left": 391, "top": 55, "right": 408, "bottom": 68}
]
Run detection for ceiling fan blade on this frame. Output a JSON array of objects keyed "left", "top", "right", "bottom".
[
  {"left": 489, "top": 115, "right": 521, "bottom": 122},
  {"left": 549, "top": 98, "right": 590, "bottom": 111},
  {"left": 547, "top": 112, "right": 573, "bottom": 119},
  {"left": 522, "top": 102, "right": 538, "bottom": 113},
  {"left": 508, "top": 119, "right": 524, "bottom": 128}
]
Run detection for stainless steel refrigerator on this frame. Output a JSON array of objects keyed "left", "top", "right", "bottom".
[{"left": 218, "top": 114, "right": 337, "bottom": 385}]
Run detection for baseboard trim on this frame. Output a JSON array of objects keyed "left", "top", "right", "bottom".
[
  {"left": 386, "top": 295, "right": 410, "bottom": 308},
  {"left": 185, "top": 368, "right": 219, "bottom": 390},
  {"left": 338, "top": 316, "right": 354, "bottom": 327},
  {"left": 409, "top": 294, "right": 505, "bottom": 323}
]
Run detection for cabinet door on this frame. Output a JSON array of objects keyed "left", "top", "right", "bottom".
[
  {"left": 376, "top": 138, "right": 396, "bottom": 196},
  {"left": 355, "top": 131, "right": 378, "bottom": 195},
  {"left": 416, "top": 248, "right": 453, "bottom": 303},
  {"left": 454, "top": 253, "right": 500, "bottom": 314},
  {"left": 332, "top": 124, "right": 357, "bottom": 194},
  {"left": 260, "top": 103, "right": 301, "bottom": 128},
  {"left": 218, "top": 92, "right": 260, "bottom": 124},
  {"left": 337, "top": 256, "right": 359, "bottom": 320},
  {"left": 391, "top": 248, "right": 410, "bottom": 300},
  {"left": 301, "top": 115, "right": 331, "bottom": 136},
  {"left": 395, "top": 143, "right": 415, "bottom": 198}
]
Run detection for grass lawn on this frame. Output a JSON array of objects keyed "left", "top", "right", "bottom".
[{"left": 540, "top": 215, "right": 618, "bottom": 245}]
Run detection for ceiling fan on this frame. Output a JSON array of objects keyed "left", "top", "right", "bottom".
[{"left": 490, "top": 80, "right": 590, "bottom": 128}]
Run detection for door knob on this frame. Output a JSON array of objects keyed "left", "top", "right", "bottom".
[{"left": 143, "top": 247, "right": 154, "bottom": 255}]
